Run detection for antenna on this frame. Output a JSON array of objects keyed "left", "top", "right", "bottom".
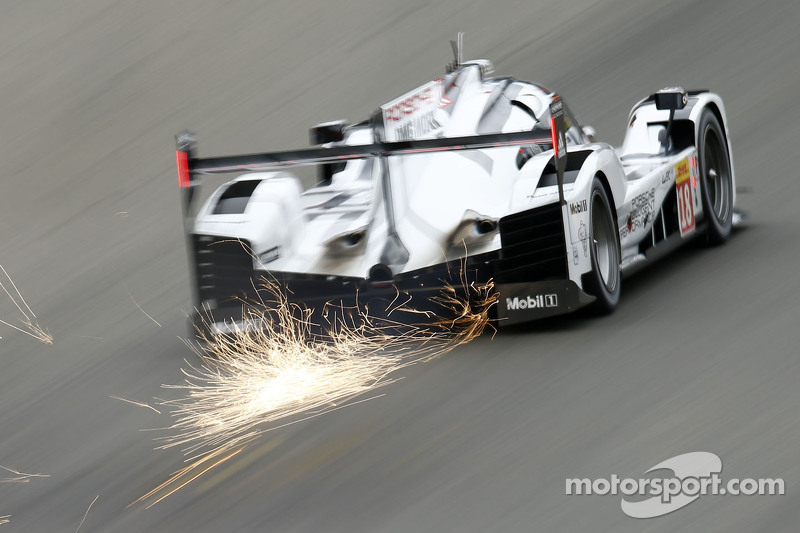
[{"left": 447, "top": 32, "right": 464, "bottom": 73}]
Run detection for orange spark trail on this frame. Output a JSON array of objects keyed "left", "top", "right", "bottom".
[
  {"left": 0, "top": 265, "right": 52, "bottom": 344},
  {"left": 135, "top": 274, "right": 496, "bottom": 507}
]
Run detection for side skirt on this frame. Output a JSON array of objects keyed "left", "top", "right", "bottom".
[{"left": 620, "top": 222, "right": 707, "bottom": 278}]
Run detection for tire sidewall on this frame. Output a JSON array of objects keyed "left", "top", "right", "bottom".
[
  {"left": 587, "top": 177, "right": 621, "bottom": 312},
  {"left": 698, "top": 110, "right": 733, "bottom": 244}
]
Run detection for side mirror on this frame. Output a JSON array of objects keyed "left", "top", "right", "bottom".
[
  {"left": 654, "top": 87, "right": 687, "bottom": 153},
  {"left": 654, "top": 87, "right": 687, "bottom": 111},
  {"left": 582, "top": 125, "right": 596, "bottom": 142}
]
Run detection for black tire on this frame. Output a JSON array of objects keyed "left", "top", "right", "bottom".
[
  {"left": 697, "top": 109, "right": 733, "bottom": 244},
  {"left": 583, "top": 177, "right": 621, "bottom": 313}
]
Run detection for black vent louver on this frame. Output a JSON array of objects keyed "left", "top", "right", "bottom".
[
  {"left": 496, "top": 203, "right": 568, "bottom": 283},
  {"left": 193, "top": 235, "right": 256, "bottom": 306}
]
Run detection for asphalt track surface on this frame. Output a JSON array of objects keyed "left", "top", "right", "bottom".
[{"left": 1, "top": 1, "right": 799, "bottom": 531}]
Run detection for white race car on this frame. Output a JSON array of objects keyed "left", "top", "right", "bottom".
[{"left": 175, "top": 47, "right": 735, "bottom": 332}]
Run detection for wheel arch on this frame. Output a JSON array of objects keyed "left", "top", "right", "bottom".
[
  {"left": 582, "top": 143, "right": 626, "bottom": 211},
  {"left": 689, "top": 94, "right": 736, "bottom": 195},
  {"left": 692, "top": 100, "right": 730, "bottom": 159}
]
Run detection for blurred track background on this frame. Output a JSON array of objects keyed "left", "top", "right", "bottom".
[{"left": 1, "top": 0, "right": 799, "bottom": 530}]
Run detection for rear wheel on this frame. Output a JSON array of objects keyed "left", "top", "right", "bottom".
[
  {"left": 584, "top": 177, "right": 621, "bottom": 313},
  {"left": 697, "top": 109, "right": 733, "bottom": 244}
]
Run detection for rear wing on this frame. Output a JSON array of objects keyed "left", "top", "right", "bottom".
[
  {"left": 176, "top": 129, "right": 551, "bottom": 177},
  {"left": 174, "top": 129, "right": 567, "bottom": 220}
]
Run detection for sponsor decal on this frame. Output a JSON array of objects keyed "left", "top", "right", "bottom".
[
  {"left": 661, "top": 166, "right": 675, "bottom": 185},
  {"left": 578, "top": 220, "right": 588, "bottom": 257},
  {"left": 572, "top": 243, "right": 579, "bottom": 265},
  {"left": 393, "top": 114, "right": 441, "bottom": 143},
  {"left": 620, "top": 188, "right": 655, "bottom": 239},
  {"left": 675, "top": 158, "right": 696, "bottom": 236},
  {"left": 382, "top": 85, "right": 435, "bottom": 122},
  {"left": 381, "top": 80, "right": 444, "bottom": 141},
  {"left": 631, "top": 188, "right": 655, "bottom": 211},
  {"left": 570, "top": 199, "right": 588, "bottom": 215},
  {"left": 505, "top": 294, "right": 558, "bottom": 310}
]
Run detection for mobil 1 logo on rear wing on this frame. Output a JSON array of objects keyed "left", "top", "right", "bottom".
[{"left": 380, "top": 79, "right": 446, "bottom": 142}]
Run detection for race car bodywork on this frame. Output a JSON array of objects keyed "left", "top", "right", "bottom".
[{"left": 176, "top": 55, "right": 736, "bottom": 333}]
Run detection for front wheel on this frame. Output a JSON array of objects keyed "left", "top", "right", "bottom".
[
  {"left": 583, "top": 177, "right": 621, "bottom": 313},
  {"left": 697, "top": 109, "right": 733, "bottom": 244}
]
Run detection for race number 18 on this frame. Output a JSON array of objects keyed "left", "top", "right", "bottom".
[{"left": 675, "top": 159, "right": 695, "bottom": 236}]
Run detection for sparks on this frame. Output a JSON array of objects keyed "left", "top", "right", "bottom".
[
  {"left": 0, "top": 265, "right": 52, "bottom": 344},
  {"left": 1, "top": 464, "right": 50, "bottom": 527},
  {"left": 74, "top": 495, "right": 99, "bottom": 533},
  {"left": 130, "top": 442, "right": 247, "bottom": 509},
  {"left": 123, "top": 282, "right": 162, "bottom": 328},
  {"left": 110, "top": 395, "right": 162, "bottom": 415},
  {"left": 0, "top": 464, "right": 50, "bottom": 483},
  {"left": 136, "top": 272, "right": 496, "bottom": 507}
]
